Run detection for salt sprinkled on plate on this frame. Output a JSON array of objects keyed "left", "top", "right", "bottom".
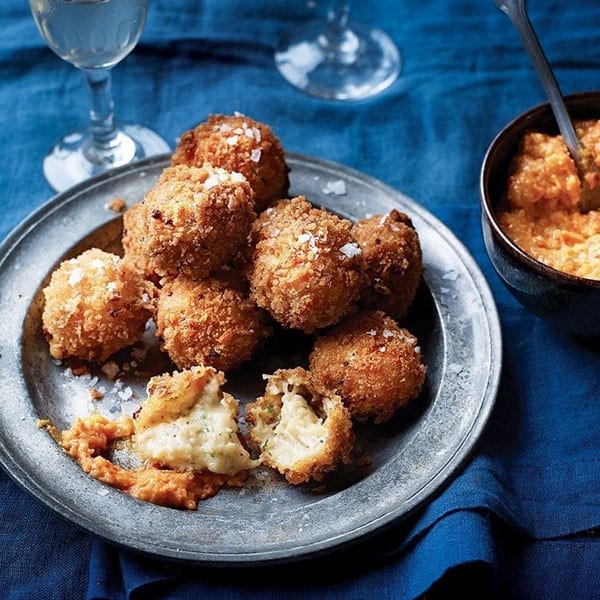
[
  {"left": 322, "top": 179, "right": 347, "bottom": 196},
  {"left": 443, "top": 269, "right": 459, "bottom": 281}
]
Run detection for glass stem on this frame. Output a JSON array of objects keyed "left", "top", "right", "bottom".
[
  {"left": 83, "top": 68, "right": 120, "bottom": 158},
  {"left": 327, "top": 0, "right": 350, "bottom": 36},
  {"left": 321, "top": 0, "right": 360, "bottom": 64}
]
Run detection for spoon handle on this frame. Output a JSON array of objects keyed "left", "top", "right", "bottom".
[{"left": 494, "top": 0, "right": 581, "bottom": 159}]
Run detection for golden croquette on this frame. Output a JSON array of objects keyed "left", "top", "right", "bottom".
[
  {"left": 121, "top": 201, "right": 160, "bottom": 283},
  {"left": 245, "top": 367, "right": 354, "bottom": 485},
  {"left": 309, "top": 310, "right": 426, "bottom": 424},
  {"left": 155, "top": 272, "right": 272, "bottom": 373},
  {"left": 351, "top": 210, "right": 423, "bottom": 321},
  {"left": 42, "top": 248, "right": 154, "bottom": 363},
  {"left": 122, "top": 164, "right": 256, "bottom": 280},
  {"left": 171, "top": 113, "right": 289, "bottom": 213},
  {"left": 248, "top": 196, "right": 366, "bottom": 333}
]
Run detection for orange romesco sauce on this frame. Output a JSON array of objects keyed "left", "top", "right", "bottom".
[
  {"left": 499, "top": 120, "right": 600, "bottom": 280},
  {"left": 42, "top": 413, "right": 246, "bottom": 510}
]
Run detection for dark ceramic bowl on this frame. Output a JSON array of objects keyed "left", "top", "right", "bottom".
[{"left": 480, "top": 91, "right": 600, "bottom": 337}]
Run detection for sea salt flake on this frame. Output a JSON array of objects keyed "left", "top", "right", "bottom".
[
  {"left": 382, "top": 328, "right": 394, "bottom": 338},
  {"left": 68, "top": 268, "right": 83, "bottom": 286},
  {"left": 120, "top": 400, "right": 139, "bottom": 417},
  {"left": 443, "top": 269, "right": 459, "bottom": 281},
  {"left": 323, "top": 179, "right": 347, "bottom": 196},
  {"left": 226, "top": 135, "right": 239, "bottom": 146},
  {"left": 90, "top": 259, "right": 106, "bottom": 272},
  {"left": 339, "top": 242, "right": 362, "bottom": 258},
  {"left": 250, "top": 148, "right": 262, "bottom": 163},
  {"left": 367, "top": 329, "right": 377, "bottom": 336},
  {"left": 118, "top": 386, "right": 133, "bottom": 400}
]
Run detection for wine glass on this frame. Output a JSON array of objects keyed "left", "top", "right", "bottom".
[
  {"left": 274, "top": 1, "right": 401, "bottom": 101},
  {"left": 29, "top": 0, "right": 170, "bottom": 192}
]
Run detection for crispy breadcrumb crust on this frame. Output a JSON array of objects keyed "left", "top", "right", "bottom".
[
  {"left": 246, "top": 367, "right": 354, "bottom": 485},
  {"left": 122, "top": 164, "right": 256, "bottom": 280},
  {"left": 155, "top": 272, "right": 272, "bottom": 372},
  {"left": 351, "top": 210, "right": 423, "bottom": 321},
  {"left": 171, "top": 113, "right": 289, "bottom": 212},
  {"left": 309, "top": 310, "right": 426, "bottom": 423},
  {"left": 249, "top": 197, "right": 366, "bottom": 333},
  {"left": 42, "top": 248, "right": 154, "bottom": 363}
]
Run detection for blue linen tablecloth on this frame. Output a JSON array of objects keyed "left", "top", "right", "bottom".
[{"left": 2, "top": 1, "right": 600, "bottom": 598}]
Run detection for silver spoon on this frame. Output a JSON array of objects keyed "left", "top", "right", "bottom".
[{"left": 495, "top": 0, "right": 600, "bottom": 212}]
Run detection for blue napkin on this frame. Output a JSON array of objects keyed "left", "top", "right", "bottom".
[{"left": 2, "top": 1, "right": 600, "bottom": 598}]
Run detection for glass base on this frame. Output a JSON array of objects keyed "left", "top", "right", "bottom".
[
  {"left": 275, "top": 20, "right": 401, "bottom": 101},
  {"left": 43, "top": 124, "right": 171, "bottom": 193}
]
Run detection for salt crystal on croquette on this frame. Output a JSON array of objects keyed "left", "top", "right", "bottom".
[
  {"left": 122, "top": 164, "right": 256, "bottom": 280},
  {"left": 171, "top": 113, "right": 289, "bottom": 213},
  {"left": 42, "top": 248, "right": 154, "bottom": 363},
  {"left": 249, "top": 196, "right": 366, "bottom": 333},
  {"left": 309, "top": 310, "right": 426, "bottom": 424}
]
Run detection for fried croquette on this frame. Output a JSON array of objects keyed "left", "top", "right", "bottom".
[
  {"left": 249, "top": 196, "right": 366, "bottom": 333},
  {"left": 121, "top": 201, "right": 160, "bottom": 283},
  {"left": 121, "top": 164, "right": 256, "bottom": 280},
  {"left": 155, "top": 272, "right": 272, "bottom": 372},
  {"left": 246, "top": 367, "right": 353, "bottom": 485},
  {"left": 134, "top": 366, "right": 259, "bottom": 475},
  {"left": 309, "top": 310, "right": 426, "bottom": 424},
  {"left": 351, "top": 210, "right": 423, "bottom": 321},
  {"left": 42, "top": 248, "right": 154, "bottom": 363},
  {"left": 171, "top": 113, "right": 289, "bottom": 212}
]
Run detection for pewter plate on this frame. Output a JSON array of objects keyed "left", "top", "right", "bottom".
[{"left": 0, "top": 154, "right": 501, "bottom": 565}]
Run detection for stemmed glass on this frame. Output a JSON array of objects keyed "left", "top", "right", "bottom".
[
  {"left": 29, "top": 0, "right": 170, "bottom": 192},
  {"left": 274, "top": 1, "right": 401, "bottom": 101}
]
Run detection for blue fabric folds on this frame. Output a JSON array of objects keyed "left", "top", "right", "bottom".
[{"left": 1, "top": 0, "right": 600, "bottom": 598}]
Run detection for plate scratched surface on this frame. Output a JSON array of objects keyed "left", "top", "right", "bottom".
[{"left": 0, "top": 154, "right": 501, "bottom": 565}]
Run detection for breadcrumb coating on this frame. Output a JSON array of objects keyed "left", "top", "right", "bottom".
[
  {"left": 171, "top": 113, "right": 289, "bottom": 212},
  {"left": 352, "top": 210, "right": 423, "bottom": 321},
  {"left": 246, "top": 367, "right": 354, "bottom": 485},
  {"left": 122, "top": 164, "right": 256, "bottom": 280},
  {"left": 249, "top": 197, "right": 366, "bottom": 333},
  {"left": 155, "top": 272, "right": 272, "bottom": 372},
  {"left": 310, "top": 310, "right": 426, "bottom": 423},
  {"left": 42, "top": 248, "right": 154, "bottom": 363}
]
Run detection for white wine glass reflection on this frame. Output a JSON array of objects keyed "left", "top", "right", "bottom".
[
  {"left": 29, "top": 0, "right": 170, "bottom": 192},
  {"left": 275, "top": 0, "right": 401, "bottom": 101}
]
